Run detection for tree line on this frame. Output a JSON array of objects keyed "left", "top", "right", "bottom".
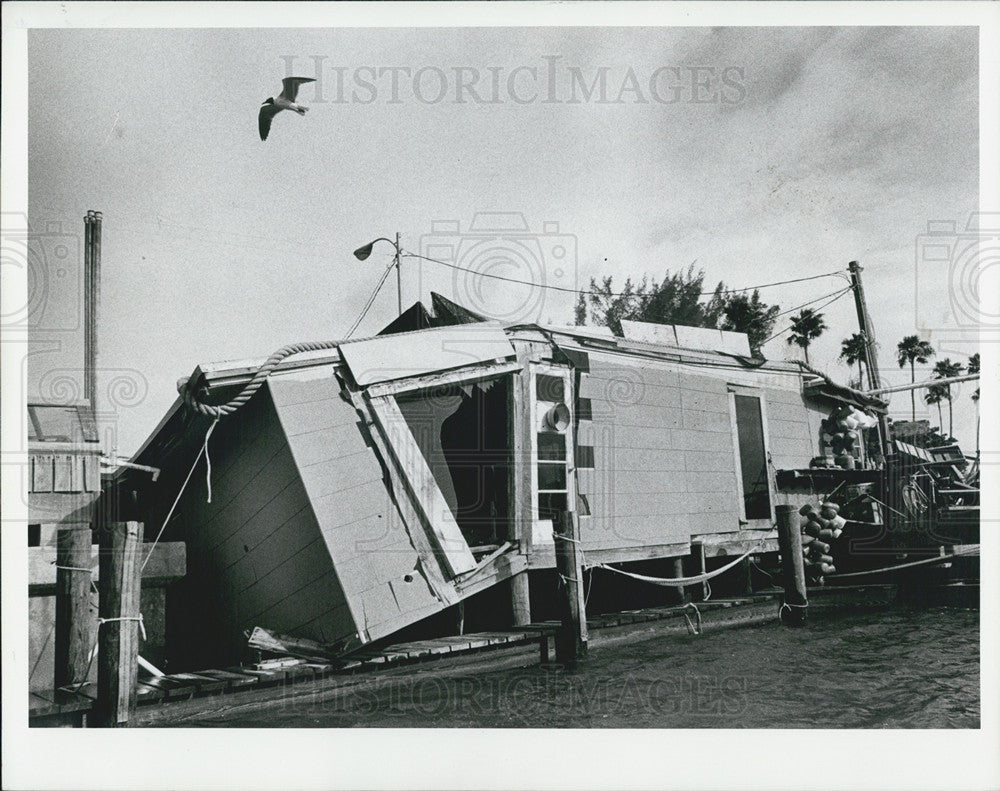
[{"left": 574, "top": 266, "right": 978, "bottom": 441}]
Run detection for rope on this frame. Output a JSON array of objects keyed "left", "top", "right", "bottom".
[
  {"left": 594, "top": 543, "right": 762, "bottom": 587},
  {"left": 204, "top": 418, "right": 218, "bottom": 503},
  {"left": 552, "top": 532, "right": 581, "bottom": 543},
  {"left": 52, "top": 563, "right": 93, "bottom": 573},
  {"left": 140, "top": 419, "right": 217, "bottom": 573},
  {"left": 827, "top": 545, "right": 978, "bottom": 580},
  {"left": 177, "top": 340, "right": 343, "bottom": 418},
  {"left": 683, "top": 603, "right": 702, "bottom": 635},
  {"left": 779, "top": 601, "right": 809, "bottom": 620},
  {"left": 73, "top": 614, "right": 146, "bottom": 694}
]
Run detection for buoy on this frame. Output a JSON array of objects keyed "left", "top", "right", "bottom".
[
  {"left": 808, "top": 541, "right": 831, "bottom": 555},
  {"left": 820, "top": 502, "right": 840, "bottom": 519},
  {"left": 818, "top": 528, "right": 835, "bottom": 541},
  {"left": 815, "top": 517, "right": 832, "bottom": 530},
  {"left": 801, "top": 533, "right": 816, "bottom": 546},
  {"left": 803, "top": 521, "right": 821, "bottom": 538},
  {"left": 829, "top": 514, "right": 846, "bottom": 530},
  {"left": 799, "top": 503, "right": 815, "bottom": 517},
  {"left": 813, "top": 554, "right": 834, "bottom": 565},
  {"left": 818, "top": 562, "right": 836, "bottom": 575},
  {"left": 831, "top": 528, "right": 843, "bottom": 540}
]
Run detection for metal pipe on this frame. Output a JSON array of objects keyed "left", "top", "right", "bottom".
[{"left": 864, "top": 372, "right": 979, "bottom": 396}]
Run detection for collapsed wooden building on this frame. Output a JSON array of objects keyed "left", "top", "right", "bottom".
[{"left": 114, "top": 295, "right": 889, "bottom": 671}]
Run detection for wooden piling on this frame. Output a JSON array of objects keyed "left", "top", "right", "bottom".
[
  {"left": 776, "top": 505, "right": 808, "bottom": 625},
  {"left": 687, "top": 540, "right": 708, "bottom": 602},
  {"left": 95, "top": 521, "right": 144, "bottom": 727},
  {"left": 553, "top": 510, "right": 587, "bottom": 666},
  {"left": 509, "top": 570, "right": 531, "bottom": 626},
  {"left": 669, "top": 556, "right": 687, "bottom": 604},
  {"left": 54, "top": 524, "right": 93, "bottom": 688}
]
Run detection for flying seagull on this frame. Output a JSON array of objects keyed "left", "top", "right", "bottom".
[{"left": 258, "top": 77, "right": 316, "bottom": 141}]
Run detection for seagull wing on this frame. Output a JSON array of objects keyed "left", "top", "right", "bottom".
[
  {"left": 258, "top": 103, "right": 279, "bottom": 141},
  {"left": 280, "top": 77, "right": 316, "bottom": 102}
]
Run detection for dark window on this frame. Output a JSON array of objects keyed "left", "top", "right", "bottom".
[
  {"left": 733, "top": 394, "right": 771, "bottom": 520},
  {"left": 28, "top": 524, "right": 41, "bottom": 547},
  {"left": 535, "top": 374, "right": 565, "bottom": 402}
]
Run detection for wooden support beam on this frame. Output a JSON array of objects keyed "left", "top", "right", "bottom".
[
  {"left": 775, "top": 505, "right": 807, "bottom": 625},
  {"left": 509, "top": 570, "right": 531, "bottom": 626},
  {"left": 687, "top": 540, "right": 708, "bottom": 602},
  {"left": 95, "top": 521, "right": 143, "bottom": 727},
  {"left": 668, "top": 556, "right": 687, "bottom": 605},
  {"left": 553, "top": 510, "right": 587, "bottom": 667},
  {"left": 54, "top": 524, "right": 93, "bottom": 688}
]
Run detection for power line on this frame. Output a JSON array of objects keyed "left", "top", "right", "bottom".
[
  {"left": 761, "top": 287, "right": 854, "bottom": 346},
  {"left": 772, "top": 285, "right": 853, "bottom": 320},
  {"left": 344, "top": 261, "right": 395, "bottom": 339},
  {"left": 402, "top": 250, "right": 843, "bottom": 298}
]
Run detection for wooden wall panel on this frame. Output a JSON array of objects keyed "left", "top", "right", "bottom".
[
  {"left": 271, "top": 375, "right": 451, "bottom": 645},
  {"left": 575, "top": 354, "right": 744, "bottom": 558}
]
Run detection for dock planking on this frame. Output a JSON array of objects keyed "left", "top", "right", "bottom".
[{"left": 33, "top": 596, "right": 796, "bottom": 724}]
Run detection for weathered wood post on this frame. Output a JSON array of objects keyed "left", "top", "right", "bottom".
[
  {"left": 509, "top": 571, "right": 531, "bottom": 626},
  {"left": 668, "top": 556, "right": 687, "bottom": 604},
  {"left": 54, "top": 523, "right": 94, "bottom": 688},
  {"left": 776, "top": 505, "right": 808, "bottom": 625},
  {"left": 95, "top": 521, "right": 144, "bottom": 726},
  {"left": 687, "top": 540, "right": 708, "bottom": 602},
  {"left": 553, "top": 510, "right": 587, "bottom": 667}
]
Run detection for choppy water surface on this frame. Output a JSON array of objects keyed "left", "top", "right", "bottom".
[{"left": 189, "top": 606, "right": 979, "bottom": 728}]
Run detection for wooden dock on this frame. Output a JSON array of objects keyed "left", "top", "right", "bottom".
[{"left": 29, "top": 588, "right": 904, "bottom": 726}]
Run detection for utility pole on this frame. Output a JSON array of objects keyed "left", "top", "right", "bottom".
[
  {"left": 848, "top": 261, "right": 890, "bottom": 458},
  {"left": 395, "top": 232, "right": 402, "bottom": 317}
]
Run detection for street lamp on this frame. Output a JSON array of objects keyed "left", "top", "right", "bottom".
[{"left": 354, "top": 233, "right": 402, "bottom": 316}]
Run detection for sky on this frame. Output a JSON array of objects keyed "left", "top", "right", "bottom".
[{"left": 26, "top": 26, "right": 982, "bottom": 455}]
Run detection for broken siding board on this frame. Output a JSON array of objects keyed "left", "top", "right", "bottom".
[{"left": 366, "top": 395, "right": 476, "bottom": 577}]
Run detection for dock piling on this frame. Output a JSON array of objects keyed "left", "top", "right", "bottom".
[
  {"left": 776, "top": 505, "right": 808, "bottom": 625},
  {"left": 54, "top": 523, "right": 93, "bottom": 688},
  {"left": 95, "top": 521, "right": 144, "bottom": 727},
  {"left": 553, "top": 510, "right": 587, "bottom": 667}
]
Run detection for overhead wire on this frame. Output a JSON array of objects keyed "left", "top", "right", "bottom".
[
  {"left": 344, "top": 257, "right": 396, "bottom": 339},
  {"left": 402, "top": 249, "right": 844, "bottom": 298},
  {"left": 760, "top": 286, "right": 854, "bottom": 346}
]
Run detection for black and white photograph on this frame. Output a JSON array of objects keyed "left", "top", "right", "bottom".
[{"left": 2, "top": 3, "right": 998, "bottom": 790}]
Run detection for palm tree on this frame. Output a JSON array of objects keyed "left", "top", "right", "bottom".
[
  {"left": 787, "top": 309, "right": 828, "bottom": 365},
  {"left": 924, "top": 385, "right": 945, "bottom": 432},
  {"left": 839, "top": 333, "right": 868, "bottom": 386},
  {"left": 897, "top": 335, "right": 936, "bottom": 421},
  {"left": 932, "top": 358, "right": 964, "bottom": 439},
  {"left": 968, "top": 352, "right": 980, "bottom": 455}
]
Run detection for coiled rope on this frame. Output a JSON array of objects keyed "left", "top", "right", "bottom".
[{"left": 176, "top": 340, "right": 342, "bottom": 419}]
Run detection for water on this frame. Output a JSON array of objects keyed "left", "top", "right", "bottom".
[{"left": 178, "top": 606, "right": 979, "bottom": 728}]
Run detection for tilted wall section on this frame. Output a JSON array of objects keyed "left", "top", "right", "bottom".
[{"left": 269, "top": 373, "right": 445, "bottom": 645}]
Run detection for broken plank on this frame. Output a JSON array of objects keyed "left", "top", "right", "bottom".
[
  {"left": 139, "top": 676, "right": 198, "bottom": 700},
  {"left": 196, "top": 668, "right": 260, "bottom": 690}
]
